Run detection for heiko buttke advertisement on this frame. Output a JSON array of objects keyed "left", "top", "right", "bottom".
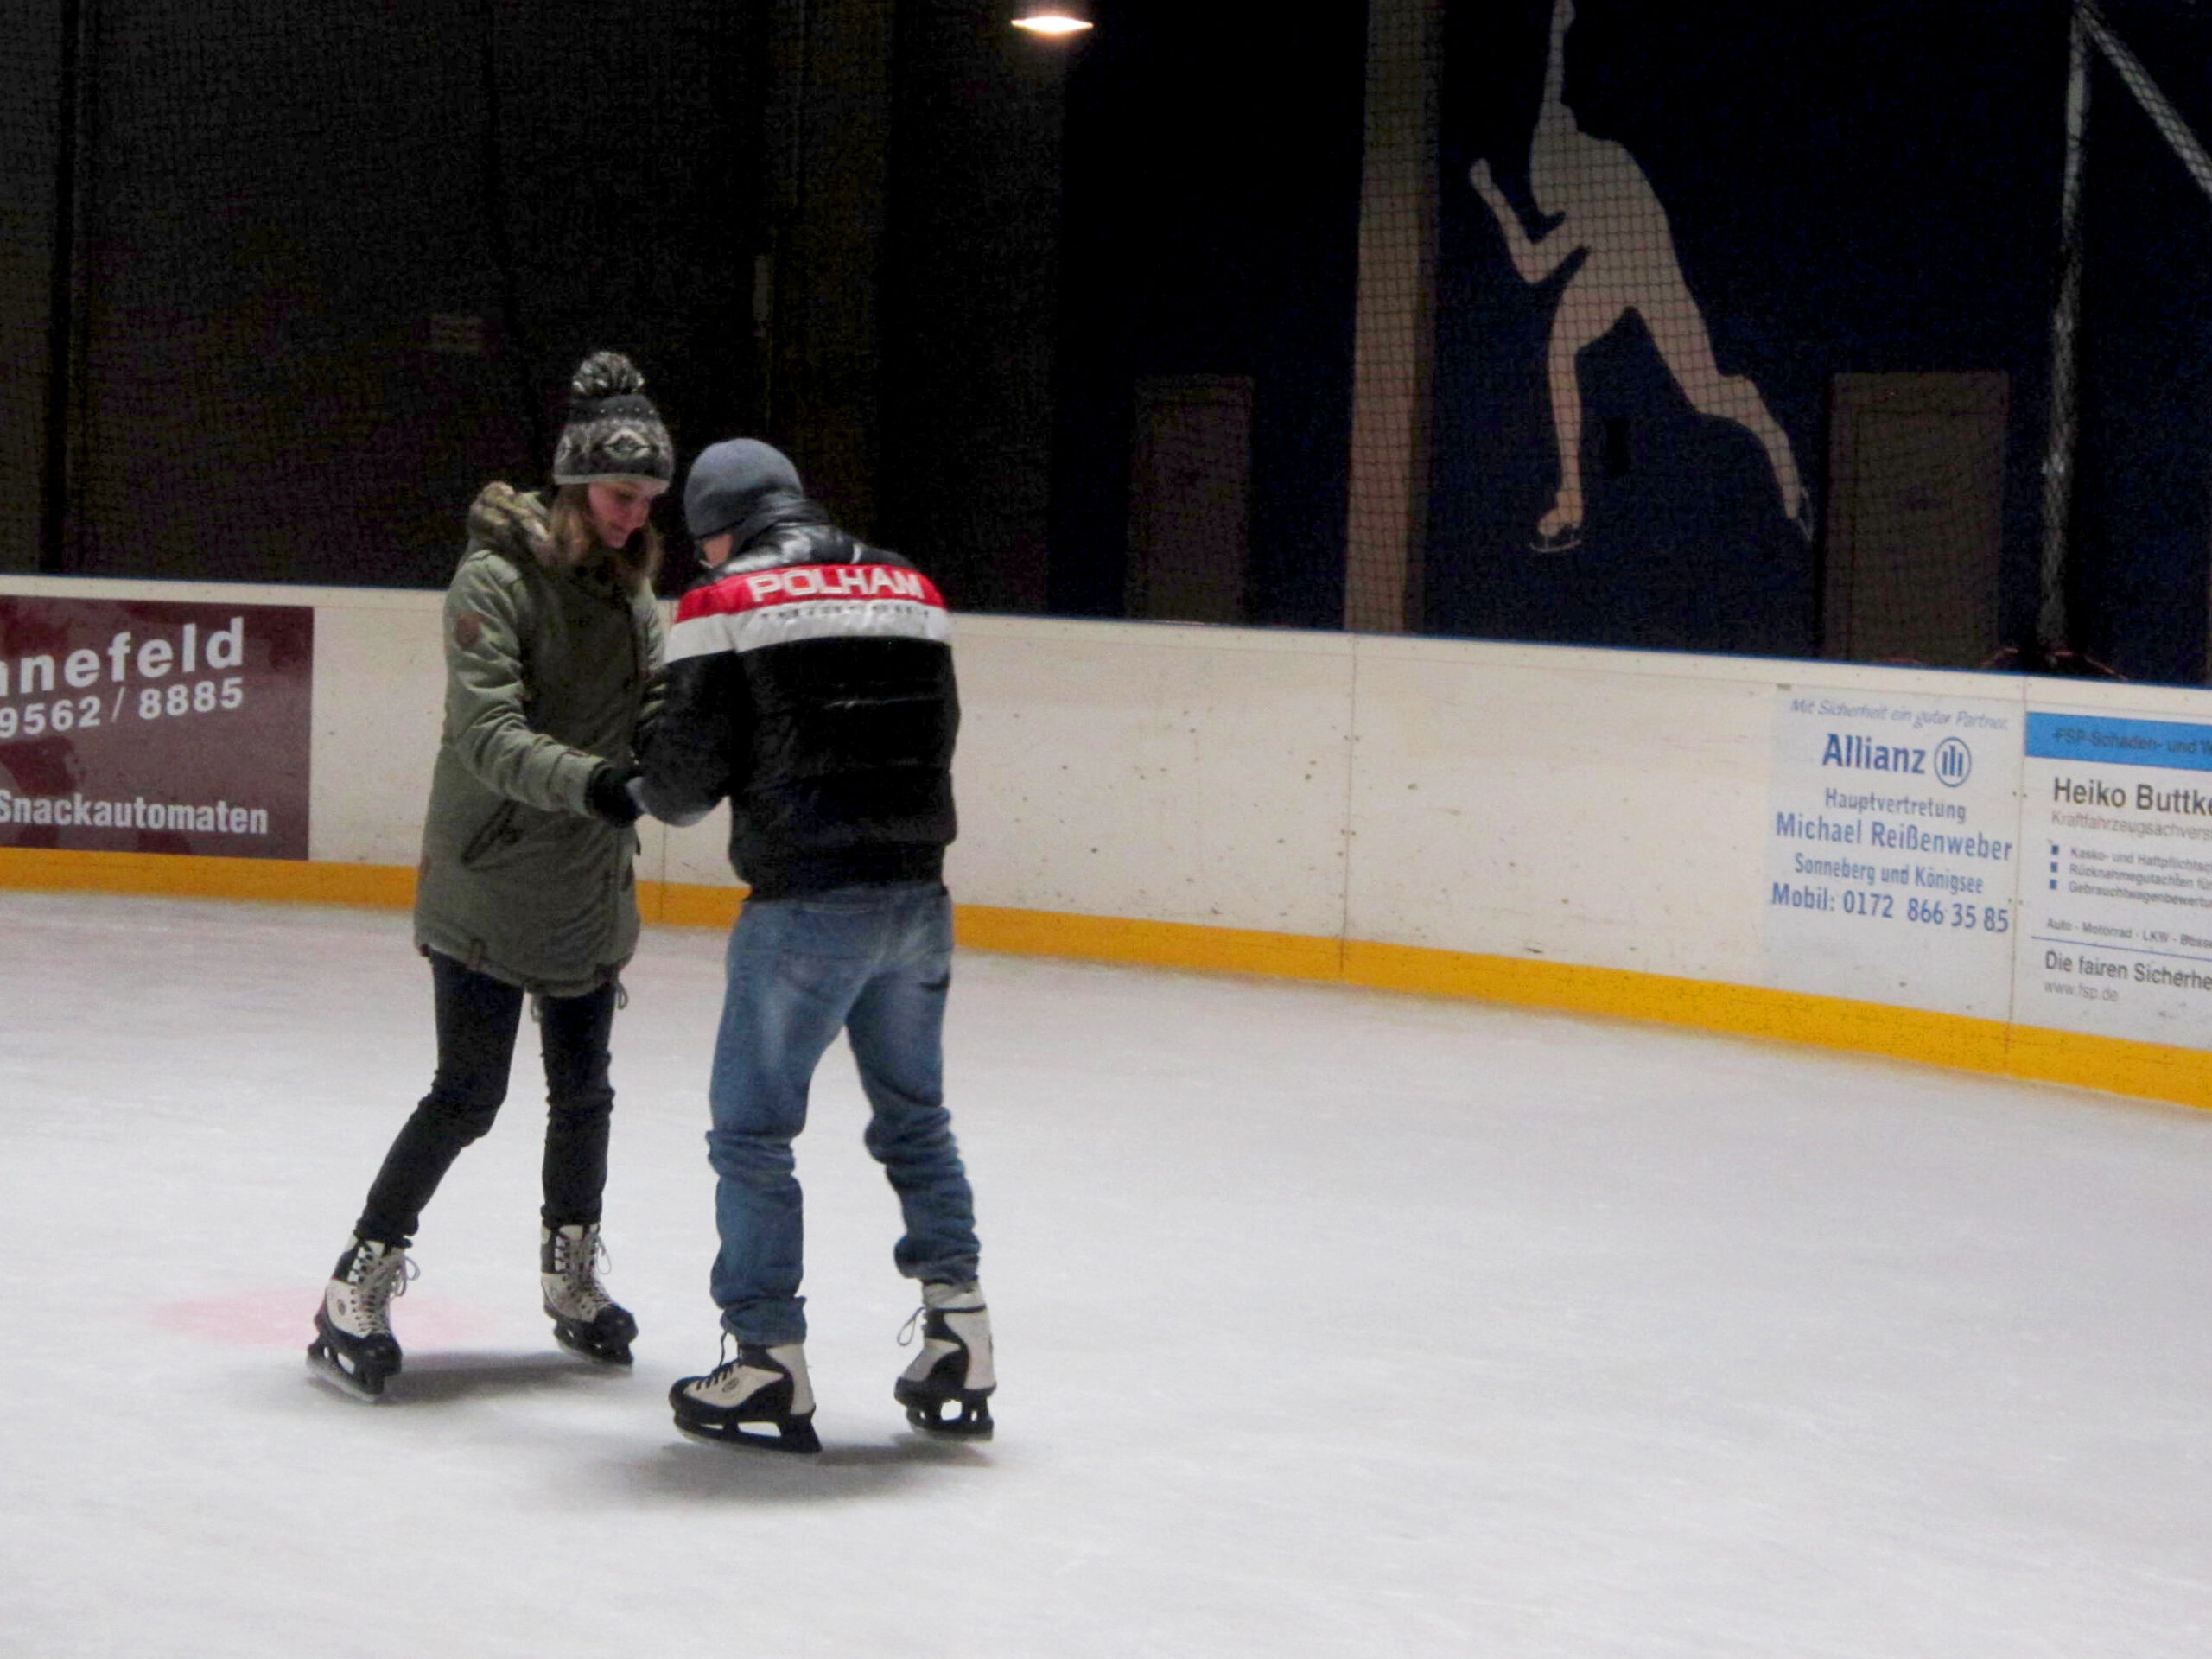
[
  {"left": 0, "top": 596, "right": 313, "bottom": 861},
  {"left": 2014, "top": 709, "right": 2212, "bottom": 1047}
]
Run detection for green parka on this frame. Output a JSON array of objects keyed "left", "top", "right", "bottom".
[{"left": 412, "top": 484, "right": 666, "bottom": 996}]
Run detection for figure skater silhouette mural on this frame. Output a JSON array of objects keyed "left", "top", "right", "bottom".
[{"left": 1468, "top": 0, "right": 1811, "bottom": 553}]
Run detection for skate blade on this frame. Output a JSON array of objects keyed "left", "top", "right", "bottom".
[
  {"left": 896, "top": 1379, "right": 995, "bottom": 1440},
  {"left": 550, "top": 1326, "right": 633, "bottom": 1366},
  {"left": 306, "top": 1345, "right": 389, "bottom": 1404},
  {"left": 904, "top": 1404, "right": 993, "bottom": 1440},
  {"left": 674, "top": 1414, "right": 823, "bottom": 1454}
]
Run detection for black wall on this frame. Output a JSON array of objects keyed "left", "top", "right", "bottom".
[
  {"left": 2070, "top": 0, "right": 2212, "bottom": 683},
  {"left": 1, "top": 3, "right": 66, "bottom": 575},
  {"left": 880, "top": 0, "right": 1067, "bottom": 614},
  {"left": 15, "top": 0, "right": 2212, "bottom": 683},
  {"left": 1046, "top": 0, "right": 1369, "bottom": 628},
  {"left": 23, "top": 0, "right": 756, "bottom": 590}
]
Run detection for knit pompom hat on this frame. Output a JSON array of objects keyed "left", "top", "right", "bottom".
[{"left": 551, "top": 351, "right": 674, "bottom": 487}]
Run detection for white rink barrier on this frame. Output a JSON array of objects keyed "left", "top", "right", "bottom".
[{"left": 3, "top": 572, "right": 2209, "bottom": 1110}]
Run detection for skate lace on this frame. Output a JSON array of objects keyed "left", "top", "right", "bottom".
[
  {"left": 703, "top": 1332, "right": 748, "bottom": 1387},
  {"left": 897, "top": 1304, "right": 926, "bottom": 1348},
  {"left": 555, "top": 1230, "right": 614, "bottom": 1317},
  {"left": 354, "top": 1250, "right": 417, "bottom": 1328}
]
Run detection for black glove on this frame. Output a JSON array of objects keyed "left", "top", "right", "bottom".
[{"left": 585, "top": 764, "right": 643, "bottom": 827}]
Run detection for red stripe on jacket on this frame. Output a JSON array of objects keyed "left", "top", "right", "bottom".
[{"left": 676, "top": 563, "right": 946, "bottom": 623}]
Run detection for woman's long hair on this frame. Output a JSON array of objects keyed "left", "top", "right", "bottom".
[{"left": 546, "top": 484, "right": 663, "bottom": 593}]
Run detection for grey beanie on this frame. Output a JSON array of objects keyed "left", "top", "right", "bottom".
[
  {"left": 551, "top": 351, "right": 674, "bottom": 486},
  {"left": 684, "top": 438, "right": 804, "bottom": 540}
]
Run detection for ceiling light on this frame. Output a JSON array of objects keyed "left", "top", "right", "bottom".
[{"left": 1014, "top": 3, "right": 1093, "bottom": 36}]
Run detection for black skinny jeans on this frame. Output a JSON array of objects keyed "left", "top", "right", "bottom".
[{"left": 355, "top": 951, "right": 619, "bottom": 1247}]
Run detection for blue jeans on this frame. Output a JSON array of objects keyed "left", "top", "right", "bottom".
[{"left": 706, "top": 880, "right": 979, "bottom": 1344}]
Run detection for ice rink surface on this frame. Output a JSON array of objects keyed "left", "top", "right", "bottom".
[{"left": 2, "top": 890, "right": 2209, "bottom": 1657}]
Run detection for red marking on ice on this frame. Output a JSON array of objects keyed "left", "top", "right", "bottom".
[{"left": 152, "top": 1288, "right": 495, "bottom": 1348}]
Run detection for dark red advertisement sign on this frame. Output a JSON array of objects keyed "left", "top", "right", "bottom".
[{"left": 0, "top": 597, "right": 314, "bottom": 860}]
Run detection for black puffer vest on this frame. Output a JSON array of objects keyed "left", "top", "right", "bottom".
[{"left": 645, "top": 520, "right": 958, "bottom": 900}]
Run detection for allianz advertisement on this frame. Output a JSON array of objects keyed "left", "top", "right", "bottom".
[{"left": 1765, "top": 688, "right": 2021, "bottom": 1020}]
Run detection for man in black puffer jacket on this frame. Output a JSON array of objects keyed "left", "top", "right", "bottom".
[{"left": 639, "top": 440, "right": 995, "bottom": 1452}]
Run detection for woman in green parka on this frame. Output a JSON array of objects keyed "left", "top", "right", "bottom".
[{"left": 308, "top": 352, "right": 672, "bottom": 1401}]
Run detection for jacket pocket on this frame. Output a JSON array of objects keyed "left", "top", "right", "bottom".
[{"left": 458, "top": 801, "right": 519, "bottom": 867}]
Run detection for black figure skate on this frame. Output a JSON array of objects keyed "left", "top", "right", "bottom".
[
  {"left": 307, "top": 1236, "right": 415, "bottom": 1402},
  {"left": 671, "top": 1340, "right": 823, "bottom": 1453},
  {"left": 894, "top": 1281, "right": 995, "bottom": 1439},
  {"left": 541, "top": 1223, "right": 638, "bottom": 1363}
]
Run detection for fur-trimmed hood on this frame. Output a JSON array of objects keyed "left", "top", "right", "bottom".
[
  {"left": 466, "top": 482, "right": 653, "bottom": 593},
  {"left": 467, "top": 482, "right": 551, "bottom": 563}
]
